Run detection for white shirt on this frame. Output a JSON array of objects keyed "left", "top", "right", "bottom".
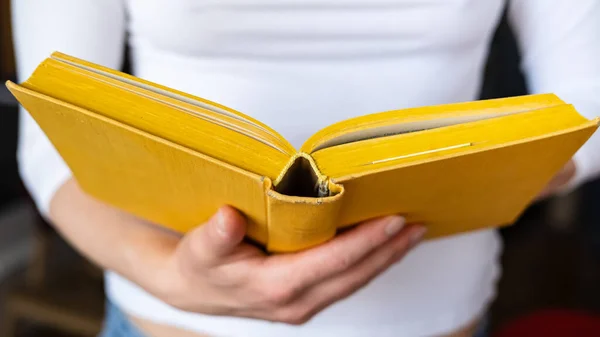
[{"left": 12, "top": 1, "right": 600, "bottom": 336}]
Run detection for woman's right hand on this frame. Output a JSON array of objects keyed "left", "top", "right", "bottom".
[
  {"left": 50, "top": 179, "right": 425, "bottom": 325},
  {"left": 154, "top": 206, "right": 426, "bottom": 324}
]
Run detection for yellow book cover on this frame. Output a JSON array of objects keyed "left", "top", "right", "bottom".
[{"left": 7, "top": 52, "right": 599, "bottom": 252}]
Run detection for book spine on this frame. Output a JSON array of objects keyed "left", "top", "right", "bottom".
[
  {"left": 264, "top": 186, "right": 345, "bottom": 252},
  {"left": 264, "top": 153, "right": 346, "bottom": 252}
]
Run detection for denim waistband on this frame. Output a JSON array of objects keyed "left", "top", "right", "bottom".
[{"left": 99, "top": 301, "right": 147, "bottom": 337}]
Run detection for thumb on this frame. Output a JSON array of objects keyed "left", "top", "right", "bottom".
[{"left": 179, "top": 206, "right": 247, "bottom": 264}]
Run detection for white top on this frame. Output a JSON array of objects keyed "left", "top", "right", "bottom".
[{"left": 12, "top": 1, "right": 600, "bottom": 336}]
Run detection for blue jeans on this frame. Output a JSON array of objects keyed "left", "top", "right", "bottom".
[
  {"left": 99, "top": 301, "right": 490, "bottom": 337},
  {"left": 98, "top": 302, "right": 146, "bottom": 337}
]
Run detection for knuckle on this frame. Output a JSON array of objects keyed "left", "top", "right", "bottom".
[
  {"left": 329, "top": 253, "right": 353, "bottom": 273},
  {"left": 264, "top": 286, "right": 297, "bottom": 306}
]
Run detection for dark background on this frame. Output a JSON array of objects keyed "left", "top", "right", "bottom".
[{"left": 0, "top": 3, "right": 599, "bottom": 336}]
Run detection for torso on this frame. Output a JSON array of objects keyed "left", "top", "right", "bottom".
[{"left": 108, "top": 1, "right": 505, "bottom": 336}]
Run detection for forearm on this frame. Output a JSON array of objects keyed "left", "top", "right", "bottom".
[
  {"left": 49, "top": 178, "right": 179, "bottom": 295},
  {"left": 47, "top": 179, "right": 424, "bottom": 327},
  {"left": 510, "top": 0, "right": 600, "bottom": 189}
]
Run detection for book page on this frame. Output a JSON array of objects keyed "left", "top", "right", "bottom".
[
  {"left": 313, "top": 104, "right": 591, "bottom": 178},
  {"left": 300, "top": 94, "right": 566, "bottom": 154},
  {"left": 51, "top": 53, "right": 295, "bottom": 155},
  {"left": 309, "top": 111, "right": 527, "bottom": 152}
]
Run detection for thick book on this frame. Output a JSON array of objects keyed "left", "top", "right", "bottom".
[{"left": 7, "top": 52, "right": 599, "bottom": 252}]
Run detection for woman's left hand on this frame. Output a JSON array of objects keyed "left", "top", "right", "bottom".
[{"left": 536, "top": 160, "right": 576, "bottom": 200}]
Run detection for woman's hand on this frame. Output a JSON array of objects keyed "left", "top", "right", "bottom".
[
  {"left": 50, "top": 179, "right": 425, "bottom": 325},
  {"left": 536, "top": 160, "right": 576, "bottom": 200},
  {"left": 152, "top": 206, "right": 425, "bottom": 324}
]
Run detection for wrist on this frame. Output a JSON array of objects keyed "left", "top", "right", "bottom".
[{"left": 115, "top": 219, "right": 184, "bottom": 303}]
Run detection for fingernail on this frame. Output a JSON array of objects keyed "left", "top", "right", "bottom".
[
  {"left": 410, "top": 227, "right": 427, "bottom": 245},
  {"left": 384, "top": 216, "right": 406, "bottom": 236},
  {"left": 215, "top": 209, "right": 228, "bottom": 237}
]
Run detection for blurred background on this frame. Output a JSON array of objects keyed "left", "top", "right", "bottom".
[{"left": 1, "top": 1, "right": 599, "bottom": 336}]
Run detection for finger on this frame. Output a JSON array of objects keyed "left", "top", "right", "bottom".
[
  {"left": 177, "top": 206, "right": 247, "bottom": 266},
  {"left": 267, "top": 215, "right": 407, "bottom": 289},
  {"left": 317, "top": 224, "right": 426, "bottom": 297},
  {"left": 536, "top": 160, "right": 576, "bottom": 201},
  {"left": 283, "top": 225, "right": 426, "bottom": 322}
]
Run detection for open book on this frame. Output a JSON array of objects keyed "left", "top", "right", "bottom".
[{"left": 7, "top": 52, "right": 599, "bottom": 252}]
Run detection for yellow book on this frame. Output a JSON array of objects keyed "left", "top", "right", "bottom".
[{"left": 7, "top": 52, "right": 599, "bottom": 252}]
